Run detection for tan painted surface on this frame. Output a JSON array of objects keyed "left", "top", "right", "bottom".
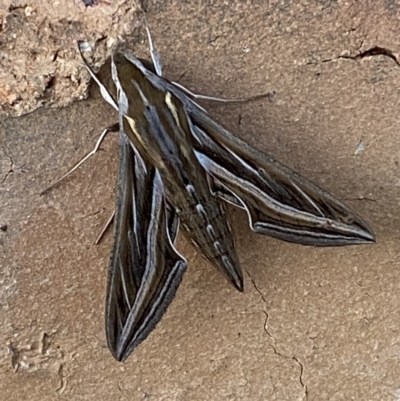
[{"left": 1, "top": 1, "right": 400, "bottom": 400}]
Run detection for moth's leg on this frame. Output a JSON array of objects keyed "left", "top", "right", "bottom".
[
  {"left": 40, "top": 123, "right": 119, "bottom": 195},
  {"left": 171, "top": 81, "right": 272, "bottom": 104},
  {"left": 94, "top": 209, "right": 115, "bottom": 245}
]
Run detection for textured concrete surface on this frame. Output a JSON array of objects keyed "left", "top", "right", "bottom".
[
  {"left": 0, "top": 0, "right": 144, "bottom": 115},
  {"left": 1, "top": 1, "right": 400, "bottom": 400}
]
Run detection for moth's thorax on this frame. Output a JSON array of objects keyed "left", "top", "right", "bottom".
[{"left": 117, "top": 66, "right": 206, "bottom": 195}]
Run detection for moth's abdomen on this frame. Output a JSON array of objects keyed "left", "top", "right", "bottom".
[{"left": 178, "top": 184, "right": 244, "bottom": 291}]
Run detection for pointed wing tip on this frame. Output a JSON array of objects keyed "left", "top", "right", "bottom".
[
  {"left": 356, "top": 228, "right": 376, "bottom": 244},
  {"left": 229, "top": 275, "right": 244, "bottom": 292},
  {"left": 320, "top": 224, "right": 376, "bottom": 246},
  {"left": 116, "top": 352, "right": 129, "bottom": 363},
  {"left": 350, "top": 217, "right": 376, "bottom": 244},
  {"left": 223, "top": 262, "right": 244, "bottom": 292},
  {"left": 109, "top": 343, "right": 132, "bottom": 362},
  {"left": 113, "top": 353, "right": 125, "bottom": 363},
  {"left": 234, "top": 281, "right": 244, "bottom": 292},
  {"left": 107, "top": 331, "right": 139, "bottom": 362},
  {"left": 326, "top": 224, "right": 376, "bottom": 246}
]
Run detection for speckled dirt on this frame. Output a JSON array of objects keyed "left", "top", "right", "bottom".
[
  {"left": 0, "top": 0, "right": 144, "bottom": 116},
  {"left": 1, "top": 1, "right": 400, "bottom": 400}
]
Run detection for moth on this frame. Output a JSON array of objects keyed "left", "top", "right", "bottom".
[{"left": 76, "top": 27, "right": 375, "bottom": 362}]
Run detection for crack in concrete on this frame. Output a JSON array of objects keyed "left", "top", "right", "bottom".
[
  {"left": 306, "top": 46, "right": 400, "bottom": 67},
  {"left": 294, "top": 355, "right": 308, "bottom": 401},
  {"left": 268, "top": 343, "right": 308, "bottom": 400},
  {"left": 245, "top": 268, "right": 273, "bottom": 339},
  {"left": 1, "top": 149, "right": 14, "bottom": 184},
  {"left": 245, "top": 269, "right": 308, "bottom": 400}
]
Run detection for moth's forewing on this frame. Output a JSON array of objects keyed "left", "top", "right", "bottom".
[
  {"left": 188, "top": 112, "right": 375, "bottom": 246},
  {"left": 79, "top": 49, "right": 188, "bottom": 361},
  {"left": 106, "top": 133, "right": 187, "bottom": 362}
]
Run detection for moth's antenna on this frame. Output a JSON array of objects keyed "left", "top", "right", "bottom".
[{"left": 140, "top": 3, "right": 163, "bottom": 76}]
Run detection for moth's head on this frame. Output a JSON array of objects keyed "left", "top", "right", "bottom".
[
  {"left": 111, "top": 51, "right": 148, "bottom": 87},
  {"left": 111, "top": 52, "right": 134, "bottom": 84},
  {"left": 111, "top": 51, "right": 156, "bottom": 84}
]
